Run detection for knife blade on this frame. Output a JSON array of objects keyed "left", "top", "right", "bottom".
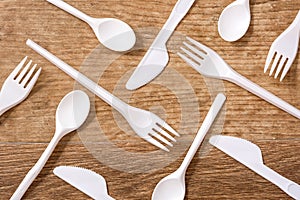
[
  {"left": 126, "top": 0, "right": 195, "bottom": 90},
  {"left": 209, "top": 135, "right": 300, "bottom": 199},
  {"left": 54, "top": 166, "right": 114, "bottom": 200}
]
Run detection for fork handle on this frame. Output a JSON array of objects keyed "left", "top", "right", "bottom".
[
  {"left": 0, "top": 103, "right": 10, "bottom": 116},
  {"left": 0, "top": 95, "right": 10, "bottom": 116},
  {"left": 26, "top": 39, "right": 129, "bottom": 116},
  {"left": 227, "top": 70, "right": 300, "bottom": 119},
  {"left": 289, "top": 10, "right": 300, "bottom": 35},
  {"left": 0, "top": 91, "right": 23, "bottom": 116}
]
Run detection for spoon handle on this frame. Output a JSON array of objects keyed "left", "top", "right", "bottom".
[
  {"left": 178, "top": 93, "right": 226, "bottom": 173},
  {"left": 10, "top": 134, "right": 62, "bottom": 200},
  {"left": 47, "top": 0, "right": 94, "bottom": 24}
]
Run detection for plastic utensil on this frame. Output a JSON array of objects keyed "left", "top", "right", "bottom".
[
  {"left": 152, "top": 93, "right": 226, "bottom": 200},
  {"left": 210, "top": 135, "right": 300, "bottom": 199},
  {"left": 54, "top": 166, "right": 114, "bottom": 200},
  {"left": 47, "top": 0, "right": 136, "bottom": 52},
  {"left": 10, "top": 90, "right": 90, "bottom": 200},
  {"left": 178, "top": 37, "right": 300, "bottom": 119},
  {"left": 0, "top": 57, "right": 41, "bottom": 116},
  {"left": 218, "top": 0, "right": 251, "bottom": 42},
  {"left": 26, "top": 39, "right": 180, "bottom": 152},
  {"left": 126, "top": 0, "right": 195, "bottom": 90},
  {"left": 264, "top": 10, "right": 300, "bottom": 81}
]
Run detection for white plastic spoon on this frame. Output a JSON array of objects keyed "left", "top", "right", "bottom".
[
  {"left": 218, "top": 0, "right": 251, "bottom": 42},
  {"left": 151, "top": 93, "right": 226, "bottom": 200},
  {"left": 47, "top": 0, "right": 136, "bottom": 52},
  {"left": 10, "top": 90, "right": 90, "bottom": 200}
]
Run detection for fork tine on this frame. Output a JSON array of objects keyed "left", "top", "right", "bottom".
[
  {"left": 150, "top": 131, "right": 173, "bottom": 147},
  {"left": 274, "top": 56, "right": 287, "bottom": 79},
  {"left": 25, "top": 67, "right": 41, "bottom": 89},
  {"left": 177, "top": 52, "right": 200, "bottom": 71},
  {"left": 15, "top": 60, "right": 32, "bottom": 82},
  {"left": 144, "top": 136, "right": 169, "bottom": 152},
  {"left": 269, "top": 53, "right": 281, "bottom": 76},
  {"left": 21, "top": 64, "right": 37, "bottom": 87},
  {"left": 186, "top": 37, "right": 209, "bottom": 53},
  {"left": 280, "top": 59, "right": 293, "bottom": 81},
  {"left": 180, "top": 47, "right": 203, "bottom": 65},
  {"left": 183, "top": 41, "right": 207, "bottom": 59},
  {"left": 264, "top": 50, "right": 275, "bottom": 73},
  {"left": 153, "top": 127, "right": 176, "bottom": 142},
  {"left": 159, "top": 122, "right": 180, "bottom": 137},
  {"left": 9, "top": 56, "right": 28, "bottom": 79}
]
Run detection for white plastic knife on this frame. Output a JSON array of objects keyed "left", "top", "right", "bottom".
[
  {"left": 126, "top": 0, "right": 195, "bottom": 90},
  {"left": 209, "top": 135, "right": 300, "bottom": 199},
  {"left": 54, "top": 166, "right": 114, "bottom": 200}
]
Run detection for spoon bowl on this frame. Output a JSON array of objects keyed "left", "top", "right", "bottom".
[
  {"left": 218, "top": 0, "right": 251, "bottom": 42},
  {"left": 94, "top": 18, "right": 136, "bottom": 52},
  {"left": 152, "top": 171, "right": 185, "bottom": 200},
  {"left": 151, "top": 94, "right": 226, "bottom": 200},
  {"left": 47, "top": 0, "right": 136, "bottom": 51},
  {"left": 56, "top": 90, "right": 90, "bottom": 135},
  {"left": 10, "top": 90, "right": 90, "bottom": 200}
]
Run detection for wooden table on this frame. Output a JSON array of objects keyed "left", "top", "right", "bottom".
[{"left": 0, "top": 0, "right": 299, "bottom": 199}]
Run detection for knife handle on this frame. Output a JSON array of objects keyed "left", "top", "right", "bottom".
[
  {"left": 253, "top": 164, "right": 300, "bottom": 199},
  {"left": 164, "top": 0, "right": 195, "bottom": 31},
  {"left": 101, "top": 195, "right": 115, "bottom": 200},
  {"left": 153, "top": 0, "right": 195, "bottom": 48}
]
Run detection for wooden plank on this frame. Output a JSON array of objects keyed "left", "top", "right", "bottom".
[{"left": 0, "top": 0, "right": 299, "bottom": 199}]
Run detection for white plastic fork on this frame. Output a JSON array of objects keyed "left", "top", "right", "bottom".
[
  {"left": 178, "top": 37, "right": 300, "bottom": 119},
  {"left": 264, "top": 10, "right": 300, "bottom": 81},
  {"left": 0, "top": 57, "right": 41, "bottom": 116},
  {"left": 26, "top": 39, "right": 179, "bottom": 152}
]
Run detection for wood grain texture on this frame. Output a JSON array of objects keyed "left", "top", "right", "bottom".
[{"left": 0, "top": 0, "right": 299, "bottom": 199}]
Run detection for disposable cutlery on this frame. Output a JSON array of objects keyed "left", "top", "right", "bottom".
[
  {"left": 10, "top": 90, "right": 90, "bottom": 200},
  {"left": 264, "top": 10, "right": 300, "bottom": 81},
  {"left": 47, "top": 0, "right": 136, "bottom": 52},
  {"left": 54, "top": 166, "right": 114, "bottom": 200},
  {"left": 210, "top": 135, "right": 300, "bottom": 199},
  {"left": 152, "top": 93, "right": 226, "bottom": 200},
  {"left": 26, "top": 39, "right": 179, "bottom": 152},
  {"left": 218, "top": 0, "right": 251, "bottom": 42},
  {"left": 0, "top": 57, "right": 41, "bottom": 116},
  {"left": 178, "top": 37, "right": 300, "bottom": 119},
  {"left": 126, "top": 0, "right": 195, "bottom": 90}
]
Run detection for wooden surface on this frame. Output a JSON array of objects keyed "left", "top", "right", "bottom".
[{"left": 0, "top": 0, "right": 300, "bottom": 199}]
